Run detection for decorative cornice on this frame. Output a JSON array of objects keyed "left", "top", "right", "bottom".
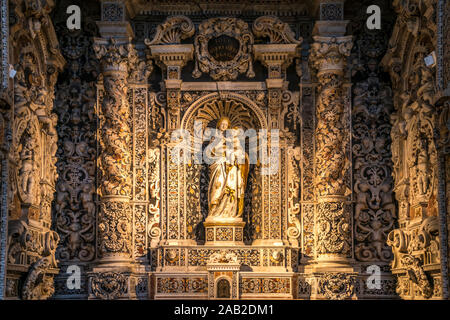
[
  {"left": 254, "top": 44, "right": 298, "bottom": 76},
  {"left": 149, "top": 44, "right": 194, "bottom": 67},
  {"left": 138, "top": 0, "right": 311, "bottom": 17}
]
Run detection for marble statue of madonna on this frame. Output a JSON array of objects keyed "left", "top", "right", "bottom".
[{"left": 207, "top": 117, "right": 249, "bottom": 222}]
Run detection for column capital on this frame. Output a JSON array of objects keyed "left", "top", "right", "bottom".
[
  {"left": 310, "top": 35, "right": 353, "bottom": 77},
  {"left": 93, "top": 38, "right": 137, "bottom": 74}
]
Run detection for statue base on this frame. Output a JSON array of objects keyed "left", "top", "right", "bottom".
[{"left": 203, "top": 219, "right": 245, "bottom": 246}]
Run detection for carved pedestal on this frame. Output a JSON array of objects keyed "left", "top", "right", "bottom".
[{"left": 204, "top": 220, "right": 245, "bottom": 246}]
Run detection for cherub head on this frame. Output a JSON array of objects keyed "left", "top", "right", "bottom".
[{"left": 216, "top": 117, "right": 231, "bottom": 131}]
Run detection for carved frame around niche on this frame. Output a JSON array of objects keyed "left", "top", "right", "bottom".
[{"left": 192, "top": 18, "right": 255, "bottom": 81}]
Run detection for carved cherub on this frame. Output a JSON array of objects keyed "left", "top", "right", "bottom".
[
  {"left": 79, "top": 183, "right": 95, "bottom": 217},
  {"left": 357, "top": 210, "right": 393, "bottom": 260},
  {"left": 354, "top": 179, "right": 371, "bottom": 219},
  {"left": 58, "top": 211, "right": 92, "bottom": 258},
  {"left": 380, "top": 180, "right": 395, "bottom": 218},
  {"left": 81, "top": 86, "right": 96, "bottom": 122},
  {"left": 208, "top": 251, "right": 239, "bottom": 264},
  {"left": 416, "top": 137, "right": 430, "bottom": 195},
  {"left": 18, "top": 133, "right": 36, "bottom": 200},
  {"left": 55, "top": 182, "right": 69, "bottom": 214}
]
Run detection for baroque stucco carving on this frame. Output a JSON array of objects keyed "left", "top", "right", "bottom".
[
  {"left": 21, "top": 230, "right": 59, "bottom": 300},
  {"left": 2, "top": 1, "right": 448, "bottom": 300},
  {"left": 5, "top": 0, "right": 65, "bottom": 300},
  {"left": 192, "top": 17, "right": 255, "bottom": 80},
  {"left": 90, "top": 271, "right": 127, "bottom": 300},
  {"left": 53, "top": 14, "right": 99, "bottom": 264},
  {"left": 317, "top": 272, "right": 356, "bottom": 300},
  {"left": 382, "top": 0, "right": 446, "bottom": 299},
  {"left": 310, "top": 36, "right": 353, "bottom": 198},
  {"left": 93, "top": 37, "right": 138, "bottom": 259},
  {"left": 350, "top": 19, "right": 396, "bottom": 263},
  {"left": 145, "top": 15, "right": 195, "bottom": 46},
  {"left": 252, "top": 16, "right": 302, "bottom": 45},
  {"left": 387, "top": 217, "right": 439, "bottom": 298},
  {"left": 310, "top": 35, "right": 353, "bottom": 260}
]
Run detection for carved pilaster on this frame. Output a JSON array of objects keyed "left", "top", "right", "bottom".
[
  {"left": 253, "top": 15, "right": 302, "bottom": 130},
  {"left": 0, "top": 0, "right": 8, "bottom": 92},
  {"left": 144, "top": 16, "right": 194, "bottom": 246},
  {"left": 252, "top": 16, "right": 302, "bottom": 246},
  {"left": 310, "top": 34, "right": 354, "bottom": 267},
  {"left": 146, "top": 16, "right": 194, "bottom": 131}
]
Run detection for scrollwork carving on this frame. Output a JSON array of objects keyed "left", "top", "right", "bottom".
[
  {"left": 352, "top": 35, "right": 395, "bottom": 262},
  {"left": 316, "top": 201, "right": 352, "bottom": 256},
  {"left": 192, "top": 18, "right": 255, "bottom": 80},
  {"left": 145, "top": 15, "right": 194, "bottom": 45},
  {"left": 318, "top": 273, "right": 355, "bottom": 300},
  {"left": 91, "top": 272, "right": 127, "bottom": 300},
  {"left": 148, "top": 148, "right": 161, "bottom": 245},
  {"left": 387, "top": 216, "right": 440, "bottom": 298},
  {"left": 287, "top": 146, "right": 301, "bottom": 244},
  {"left": 252, "top": 16, "right": 302, "bottom": 44},
  {"left": 97, "top": 201, "right": 132, "bottom": 257},
  {"left": 54, "top": 19, "right": 98, "bottom": 262},
  {"left": 400, "top": 254, "right": 433, "bottom": 298},
  {"left": 22, "top": 230, "right": 59, "bottom": 300}
]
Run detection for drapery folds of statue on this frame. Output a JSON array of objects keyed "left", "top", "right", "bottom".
[{"left": 207, "top": 117, "right": 249, "bottom": 222}]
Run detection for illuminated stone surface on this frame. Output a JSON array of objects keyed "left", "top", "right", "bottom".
[{"left": 0, "top": 0, "right": 448, "bottom": 300}]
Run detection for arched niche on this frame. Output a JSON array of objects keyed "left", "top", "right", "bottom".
[
  {"left": 180, "top": 92, "right": 267, "bottom": 244},
  {"left": 215, "top": 276, "right": 232, "bottom": 299}
]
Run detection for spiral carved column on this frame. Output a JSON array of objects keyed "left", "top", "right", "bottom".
[
  {"left": 310, "top": 35, "right": 354, "bottom": 268},
  {"left": 93, "top": 38, "right": 136, "bottom": 265}
]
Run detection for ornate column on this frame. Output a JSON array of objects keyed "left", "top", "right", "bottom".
[
  {"left": 306, "top": 0, "right": 357, "bottom": 300},
  {"left": 89, "top": 0, "right": 142, "bottom": 300},
  {"left": 93, "top": 36, "right": 136, "bottom": 265},
  {"left": 383, "top": 0, "right": 446, "bottom": 300},
  {"left": 4, "top": 0, "right": 64, "bottom": 300},
  {"left": 310, "top": 35, "right": 353, "bottom": 269}
]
